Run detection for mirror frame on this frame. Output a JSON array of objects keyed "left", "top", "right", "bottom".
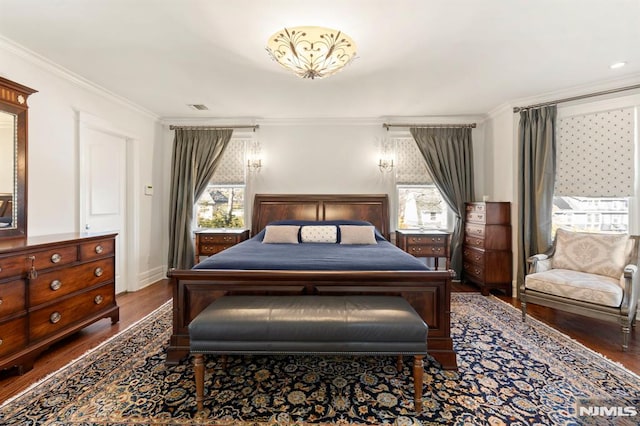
[{"left": 0, "top": 76, "right": 37, "bottom": 240}]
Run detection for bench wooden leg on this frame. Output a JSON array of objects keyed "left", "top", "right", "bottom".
[
  {"left": 413, "top": 355, "right": 424, "bottom": 412},
  {"left": 194, "top": 353, "right": 205, "bottom": 411},
  {"left": 396, "top": 355, "right": 403, "bottom": 372}
]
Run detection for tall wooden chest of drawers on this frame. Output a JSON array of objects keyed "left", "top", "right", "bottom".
[
  {"left": 0, "top": 233, "right": 119, "bottom": 374},
  {"left": 463, "top": 202, "right": 512, "bottom": 296}
]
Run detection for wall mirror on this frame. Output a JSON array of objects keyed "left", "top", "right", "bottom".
[{"left": 0, "top": 76, "right": 36, "bottom": 240}]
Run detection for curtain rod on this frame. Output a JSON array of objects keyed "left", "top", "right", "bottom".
[
  {"left": 383, "top": 123, "right": 476, "bottom": 130},
  {"left": 513, "top": 83, "right": 640, "bottom": 113},
  {"left": 169, "top": 124, "right": 259, "bottom": 132}
]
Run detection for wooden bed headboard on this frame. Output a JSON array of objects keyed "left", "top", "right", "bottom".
[{"left": 251, "top": 194, "right": 391, "bottom": 240}]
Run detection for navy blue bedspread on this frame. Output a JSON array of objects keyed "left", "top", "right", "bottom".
[{"left": 193, "top": 232, "right": 430, "bottom": 271}]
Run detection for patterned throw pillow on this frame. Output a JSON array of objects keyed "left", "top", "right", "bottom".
[
  {"left": 300, "top": 225, "right": 337, "bottom": 243},
  {"left": 551, "top": 229, "right": 630, "bottom": 279},
  {"left": 339, "top": 225, "right": 377, "bottom": 245},
  {"left": 262, "top": 225, "right": 300, "bottom": 244}
]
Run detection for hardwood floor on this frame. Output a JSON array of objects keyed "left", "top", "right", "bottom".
[{"left": 1, "top": 279, "right": 637, "bottom": 405}]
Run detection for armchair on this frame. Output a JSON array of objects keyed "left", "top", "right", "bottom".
[{"left": 521, "top": 229, "right": 639, "bottom": 351}]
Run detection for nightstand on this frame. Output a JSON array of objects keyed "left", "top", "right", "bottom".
[
  {"left": 194, "top": 229, "right": 250, "bottom": 262},
  {"left": 395, "top": 229, "right": 450, "bottom": 270}
]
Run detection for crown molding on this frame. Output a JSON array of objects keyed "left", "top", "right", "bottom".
[{"left": 0, "top": 35, "right": 159, "bottom": 121}]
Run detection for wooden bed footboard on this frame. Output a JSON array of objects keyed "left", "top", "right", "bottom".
[{"left": 166, "top": 269, "right": 458, "bottom": 370}]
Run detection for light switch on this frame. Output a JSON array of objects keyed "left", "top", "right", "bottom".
[{"left": 144, "top": 185, "right": 153, "bottom": 196}]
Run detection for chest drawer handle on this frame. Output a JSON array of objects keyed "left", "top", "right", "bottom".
[
  {"left": 94, "top": 267, "right": 104, "bottom": 277},
  {"left": 51, "top": 253, "right": 62, "bottom": 263},
  {"left": 50, "top": 311, "right": 62, "bottom": 324},
  {"left": 50, "top": 280, "right": 62, "bottom": 291},
  {"left": 0, "top": 297, "right": 3, "bottom": 306},
  {"left": 94, "top": 295, "right": 104, "bottom": 305},
  {"left": 0, "top": 266, "right": 2, "bottom": 272},
  {"left": 95, "top": 245, "right": 104, "bottom": 254},
  {"left": 0, "top": 338, "right": 3, "bottom": 346}
]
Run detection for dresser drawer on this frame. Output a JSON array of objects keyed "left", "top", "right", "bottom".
[
  {"left": 407, "top": 245, "right": 446, "bottom": 257},
  {"left": 464, "top": 235, "right": 485, "bottom": 249},
  {"left": 465, "top": 223, "right": 485, "bottom": 239},
  {"left": 0, "top": 279, "right": 26, "bottom": 318},
  {"left": 200, "top": 244, "right": 235, "bottom": 255},
  {"left": 405, "top": 235, "right": 447, "bottom": 245},
  {"left": 0, "top": 245, "right": 79, "bottom": 280},
  {"left": 466, "top": 211, "right": 486, "bottom": 223},
  {"left": 29, "top": 259, "right": 114, "bottom": 307},
  {"left": 29, "top": 283, "right": 115, "bottom": 342},
  {"left": 0, "top": 316, "right": 27, "bottom": 358},
  {"left": 80, "top": 239, "right": 115, "bottom": 261},
  {"left": 466, "top": 203, "right": 486, "bottom": 213},
  {"left": 199, "top": 234, "right": 242, "bottom": 244},
  {"left": 463, "top": 246, "right": 485, "bottom": 265},
  {"left": 463, "top": 262, "right": 485, "bottom": 282}
]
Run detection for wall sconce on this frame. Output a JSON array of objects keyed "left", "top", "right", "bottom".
[
  {"left": 246, "top": 140, "right": 262, "bottom": 172},
  {"left": 378, "top": 158, "right": 394, "bottom": 173},
  {"left": 378, "top": 137, "right": 395, "bottom": 173}
]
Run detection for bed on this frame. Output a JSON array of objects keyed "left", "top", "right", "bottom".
[{"left": 167, "top": 194, "right": 457, "bottom": 370}]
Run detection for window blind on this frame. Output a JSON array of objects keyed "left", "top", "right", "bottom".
[
  {"left": 210, "top": 138, "right": 248, "bottom": 185},
  {"left": 395, "top": 137, "right": 433, "bottom": 185},
  {"left": 555, "top": 108, "right": 634, "bottom": 197}
]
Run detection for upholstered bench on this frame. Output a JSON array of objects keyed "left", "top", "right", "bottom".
[{"left": 189, "top": 295, "right": 429, "bottom": 412}]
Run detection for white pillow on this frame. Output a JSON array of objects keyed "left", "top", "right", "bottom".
[
  {"left": 339, "top": 225, "right": 377, "bottom": 245},
  {"left": 300, "top": 225, "right": 337, "bottom": 243},
  {"left": 262, "top": 225, "right": 300, "bottom": 244}
]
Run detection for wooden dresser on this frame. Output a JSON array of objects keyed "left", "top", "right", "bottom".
[
  {"left": 463, "top": 202, "right": 512, "bottom": 296},
  {"left": 0, "top": 233, "right": 119, "bottom": 374},
  {"left": 194, "top": 229, "right": 250, "bottom": 262},
  {"left": 395, "top": 229, "right": 450, "bottom": 270}
]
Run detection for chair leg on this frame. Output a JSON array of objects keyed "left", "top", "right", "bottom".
[
  {"left": 521, "top": 300, "right": 527, "bottom": 322},
  {"left": 621, "top": 321, "right": 631, "bottom": 352},
  {"left": 396, "top": 355, "right": 403, "bottom": 372},
  {"left": 413, "top": 355, "right": 424, "bottom": 412},
  {"left": 194, "top": 354, "right": 205, "bottom": 411}
]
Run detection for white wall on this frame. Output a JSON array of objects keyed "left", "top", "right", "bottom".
[{"left": 1, "top": 39, "right": 166, "bottom": 292}]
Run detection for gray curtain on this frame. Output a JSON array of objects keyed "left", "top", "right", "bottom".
[
  {"left": 410, "top": 127, "right": 475, "bottom": 278},
  {"left": 167, "top": 128, "right": 233, "bottom": 270},
  {"left": 517, "top": 106, "right": 556, "bottom": 293}
]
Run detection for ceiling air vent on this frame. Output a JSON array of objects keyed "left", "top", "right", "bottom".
[{"left": 187, "top": 104, "right": 209, "bottom": 111}]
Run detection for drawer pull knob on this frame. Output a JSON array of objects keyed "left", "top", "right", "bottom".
[
  {"left": 94, "top": 267, "right": 104, "bottom": 277},
  {"left": 50, "top": 311, "right": 62, "bottom": 324},
  {"left": 94, "top": 295, "right": 104, "bottom": 305},
  {"left": 50, "top": 280, "right": 62, "bottom": 291},
  {"left": 95, "top": 245, "right": 104, "bottom": 254},
  {"left": 0, "top": 338, "right": 3, "bottom": 346},
  {"left": 0, "top": 266, "right": 2, "bottom": 272},
  {"left": 51, "top": 253, "right": 62, "bottom": 263},
  {"left": 0, "top": 297, "right": 3, "bottom": 306}
]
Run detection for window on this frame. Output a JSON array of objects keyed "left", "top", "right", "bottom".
[
  {"left": 194, "top": 138, "right": 251, "bottom": 229},
  {"left": 196, "top": 185, "right": 245, "bottom": 228},
  {"left": 397, "top": 185, "right": 448, "bottom": 230},
  {"left": 552, "top": 196, "right": 628, "bottom": 234},
  {"left": 394, "top": 137, "right": 448, "bottom": 230}
]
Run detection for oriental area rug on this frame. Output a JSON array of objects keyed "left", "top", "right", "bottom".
[{"left": 1, "top": 294, "right": 639, "bottom": 425}]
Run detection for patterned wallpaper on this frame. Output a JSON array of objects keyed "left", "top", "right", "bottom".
[
  {"left": 211, "top": 138, "right": 248, "bottom": 185},
  {"left": 395, "top": 137, "right": 433, "bottom": 185},
  {"left": 555, "top": 108, "right": 634, "bottom": 197}
]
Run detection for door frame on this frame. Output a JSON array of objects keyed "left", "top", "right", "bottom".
[{"left": 76, "top": 110, "right": 139, "bottom": 294}]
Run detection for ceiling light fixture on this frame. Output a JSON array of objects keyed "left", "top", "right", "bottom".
[
  {"left": 610, "top": 62, "right": 627, "bottom": 69},
  {"left": 266, "top": 26, "right": 357, "bottom": 79}
]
